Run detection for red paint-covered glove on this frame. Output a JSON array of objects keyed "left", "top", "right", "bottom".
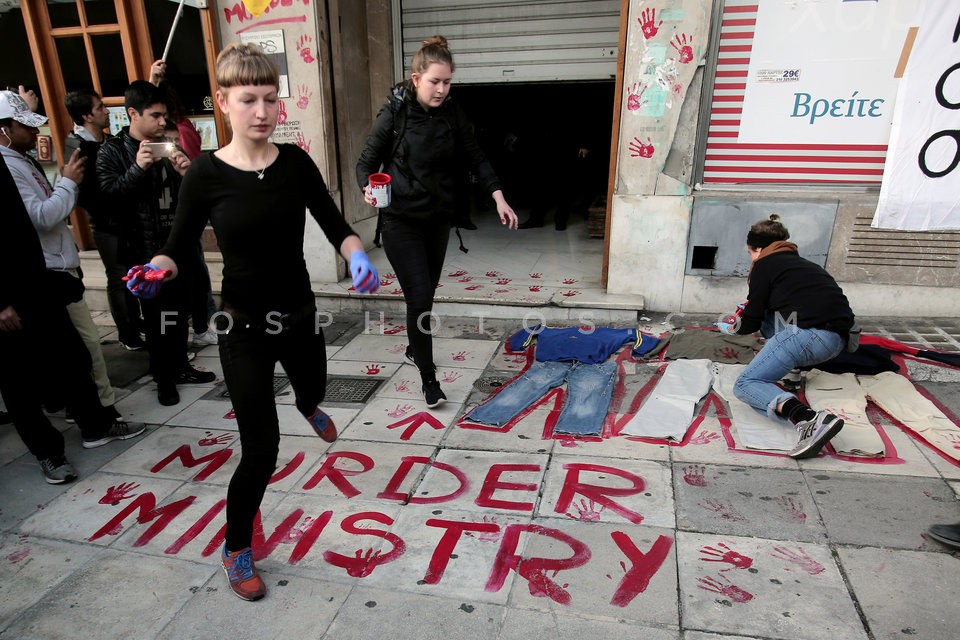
[{"left": 123, "top": 264, "right": 170, "bottom": 298}]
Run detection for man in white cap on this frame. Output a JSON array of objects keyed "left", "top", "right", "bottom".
[{"left": 0, "top": 89, "right": 145, "bottom": 451}]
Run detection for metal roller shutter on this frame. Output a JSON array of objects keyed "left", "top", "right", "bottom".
[{"left": 397, "top": 0, "right": 621, "bottom": 84}]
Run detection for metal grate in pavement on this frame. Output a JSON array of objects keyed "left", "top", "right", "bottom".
[
  {"left": 209, "top": 375, "right": 290, "bottom": 400},
  {"left": 474, "top": 376, "right": 511, "bottom": 394},
  {"left": 324, "top": 376, "right": 383, "bottom": 403}
]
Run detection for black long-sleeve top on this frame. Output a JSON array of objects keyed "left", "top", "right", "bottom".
[
  {"left": 737, "top": 249, "right": 855, "bottom": 337},
  {"left": 161, "top": 144, "right": 355, "bottom": 318}
]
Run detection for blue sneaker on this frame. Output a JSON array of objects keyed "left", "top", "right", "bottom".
[
  {"left": 790, "top": 411, "right": 843, "bottom": 459},
  {"left": 306, "top": 408, "right": 337, "bottom": 442},
  {"left": 221, "top": 545, "right": 265, "bottom": 601}
]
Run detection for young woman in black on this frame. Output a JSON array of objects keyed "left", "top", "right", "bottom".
[
  {"left": 356, "top": 35, "right": 518, "bottom": 408},
  {"left": 125, "top": 43, "right": 379, "bottom": 601}
]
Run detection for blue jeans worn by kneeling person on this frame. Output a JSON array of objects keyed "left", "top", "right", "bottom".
[
  {"left": 733, "top": 321, "right": 844, "bottom": 419},
  {"left": 467, "top": 360, "right": 618, "bottom": 436}
]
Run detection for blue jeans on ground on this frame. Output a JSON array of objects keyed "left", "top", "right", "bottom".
[
  {"left": 468, "top": 360, "right": 618, "bottom": 435},
  {"left": 733, "top": 323, "right": 844, "bottom": 419}
]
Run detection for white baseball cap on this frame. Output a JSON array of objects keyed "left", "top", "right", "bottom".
[{"left": 0, "top": 90, "right": 48, "bottom": 127}]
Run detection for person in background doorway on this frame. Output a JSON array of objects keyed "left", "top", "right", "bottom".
[
  {"left": 97, "top": 81, "right": 215, "bottom": 406},
  {"left": 152, "top": 60, "right": 218, "bottom": 347},
  {"left": 718, "top": 214, "right": 855, "bottom": 459},
  {"left": 124, "top": 43, "right": 380, "bottom": 602},
  {"left": 65, "top": 89, "right": 145, "bottom": 351},
  {"left": 356, "top": 35, "right": 518, "bottom": 408}
]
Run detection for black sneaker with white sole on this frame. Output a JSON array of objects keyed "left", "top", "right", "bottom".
[
  {"left": 175, "top": 365, "right": 217, "bottom": 385},
  {"left": 422, "top": 380, "right": 446, "bottom": 409},
  {"left": 82, "top": 420, "right": 146, "bottom": 449},
  {"left": 789, "top": 411, "right": 844, "bottom": 459}
]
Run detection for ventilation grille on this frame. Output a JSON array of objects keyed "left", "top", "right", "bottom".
[{"left": 846, "top": 212, "right": 960, "bottom": 270}]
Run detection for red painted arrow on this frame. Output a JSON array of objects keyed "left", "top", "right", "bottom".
[{"left": 385, "top": 412, "right": 446, "bottom": 440}]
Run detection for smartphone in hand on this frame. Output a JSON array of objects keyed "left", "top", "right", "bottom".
[{"left": 143, "top": 141, "right": 176, "bottom": 158}]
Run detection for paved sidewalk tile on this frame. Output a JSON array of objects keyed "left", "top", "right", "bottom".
[
  {"left": 837, "top": 546, "right": 960, "bottom": 640},
  {"left": 674, "top": 464, "right": 828, "bottom": 542},
  {"left": 677, "top": 532, "right": 867, "bottom": 640}
]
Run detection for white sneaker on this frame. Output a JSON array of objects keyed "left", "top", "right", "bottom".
[{"left": 193, "top": 329, "right": 219, "bottom": 346}]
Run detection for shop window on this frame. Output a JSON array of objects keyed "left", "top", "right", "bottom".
[
  {"left": 91, "top": 33, "right": 129, "bottom": 97},
  {"left": 697, "top": 0, "right": 913, "bottom": 187}
]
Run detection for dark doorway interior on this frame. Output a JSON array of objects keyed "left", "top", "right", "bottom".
[{"left": 453, "top": 81, "right": 615, "bottom": 228}]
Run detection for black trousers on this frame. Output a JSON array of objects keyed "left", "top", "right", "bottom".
[
  {"left": 140, "top": 275, "right": 190, "bottom": 386},
  {"left": 93, "top": 229, "right": 142, "bottom": 344},
  {"left": 381, "top": 215, "right": 450, "bottom": 379},
  {"left": 0, "top": 302, "right": 109, "bottom": 459},
  {"left": 219, "top": 313, "right": 326, "bottom": 550}
]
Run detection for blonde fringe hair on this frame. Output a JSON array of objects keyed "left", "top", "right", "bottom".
[
  {"left": 216, "top": 42, "right": 279, "bottom": 90},
  {"left": 410, "top": 35, "right": 455, "bottom": 76}
]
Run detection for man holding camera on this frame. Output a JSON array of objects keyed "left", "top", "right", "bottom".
[{"left": 97, "top": 81, "right": 214, "bottom": 406}]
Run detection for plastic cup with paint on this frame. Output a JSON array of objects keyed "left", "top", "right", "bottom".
[{"left": 368, "top": 172, "right": 391, "bottom": 208}]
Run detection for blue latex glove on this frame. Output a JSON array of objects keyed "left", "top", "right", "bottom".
[
  {"left": 349, "top": 250, "right": 380, "bottom": 294},
  {"left": 714, "top": 321, "right": 736, "bottom": 335},
  {"left": 124, "top": 264, "right": 165, "bottom": 299}
]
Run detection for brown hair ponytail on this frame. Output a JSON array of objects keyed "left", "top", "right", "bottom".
[
  {"left": 746, "top": 214, "right": 790, "bottom": 249},
  {"left": 410, "top": 35, "right": 455, "bottom": 76}
]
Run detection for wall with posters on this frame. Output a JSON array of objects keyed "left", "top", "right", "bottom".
[
  {"left": 607, "top": 0, "right": 960, "bottom": 316},
  {"left": 216, "top": 0, "right": 344, "bottom": 284}
]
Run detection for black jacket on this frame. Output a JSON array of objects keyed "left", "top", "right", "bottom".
[
  {"left": 96, "top": 128, "right": 183, "bottom": 263},
  {"left": 355, "top": 84, "right": 501, "bottom": 220},
  {"left": 738, "top": 249, "right": 855, "bottom": 337},
  {"left": 0, "top": 153, "right": 48, "bottom": 318}
]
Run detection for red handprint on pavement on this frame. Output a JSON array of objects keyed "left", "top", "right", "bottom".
[
  {"left": 387, "top": 403, "right": 414, "bottom": 418},
  {"left": 771, "top": 546, "right": 825, "bottom": 575},
  {"left": 463, "top": 515, "right": 501, "bottom": 542},
  {"left": 441, "top": 370, "right": 462, "bottom": 383},
  {"left": 383, "top": 323, "right": 404, "bottom": 335},
  {"left": 638, "top": 8, "right": 663, "bottom": 39},
  {"left": 485, "top": 271, "right": 500, "bottom": 278},
  {"left": 529, "top": 272, "right": 542, "bottom": 279},
  {"left": 697, "top": 574, "right": 754, "bottom": 603},
  {"left": 277, "top": 99, "right": 287, "bottom": 124},
  {"left": 385, "top": 272, "right": 396, "bottom": 279},
  {"left": 627, "top": 82, "right": 647, "bottom": 111},
  {"left": 364, "top": 364, "right": 382, "bottom": 375},
  {"left": 773, "top": 496, "right": 807, "bottom": 524},
  {"left": 451, "top": 351, "right": 468, "bottom": 361},
  {"left": 495, "top": 278, "right": 512, "bottom": 285},
  {"left": 565, "top": 498, "right": 604, "bottom": 522},
  {"left": 223, "top": 409, "right": 236, "bottom": 420},
  {"left": 690, "top": 430, "right": 720, "bottom": 445},
  {"left": 336, "top": 548, "right": 386, "bottom": 578},
  {"left": 99, "top": 482, "right": 141, "bottom": 506},
  {"left": 529, "top": 285, "right": 542, "bottom": 292},
  {"left": 198, "top": 432, "right": 233, "bottom": 447},
  {"left": 285, "top": 516, "right": 315, "bottom": 542},
  {"left": 947, "top": 433, "right": 960, "bottom": 449},
  {"left": 448, "top": 270, "right": 468, "bottom": 277},
  {"left": 394, "top": 379, "right": 413, "bottom": 393},
  {"left": 629, "top": 137, "right": 655, "bottom": 158},
  {"left": 562, "top": 278, "right": 578, "bottom": 285},
  {"left": 671, "top": 33, "right": 694, "bottom": 63},
  {"left": 294, "top": 132, "right": 311, "bottom": 153},
  {"left": 458, "top": 276, "right": 473, "bottom": 282},
  {"left": 718, "top": 347, "right": 742, "bottom": 360},
  {"left": 699, "top": 542, "right": 754, "bottom": 571},
  {"left": 464, "top": 284, "right": 482, "bottom": 291},
  {"left": 682, "top": 464, "right": 707, "bottom": 487},
  {"left": 296, "top": 84, "right": 312, "bottom": 110},
  {"left": 700, "top": 499, "right": 746, "bottom": 522},
  {"left": 296, "top": 34, "right": 315, "bottom": 63},
  {"left": 561, "top": 290, "right": 579, "bottom": 297}
]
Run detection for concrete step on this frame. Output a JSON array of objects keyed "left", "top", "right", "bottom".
[{"left": 78, "top": 251, "right": 644, "bottom": 323}]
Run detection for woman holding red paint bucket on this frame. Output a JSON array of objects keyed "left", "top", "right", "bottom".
[
  {"left": 125, "top": 43, "right": 379, "bottom": 602},
  {"left": 357, "top": 35, "right": 518, "bottom": 409}
]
